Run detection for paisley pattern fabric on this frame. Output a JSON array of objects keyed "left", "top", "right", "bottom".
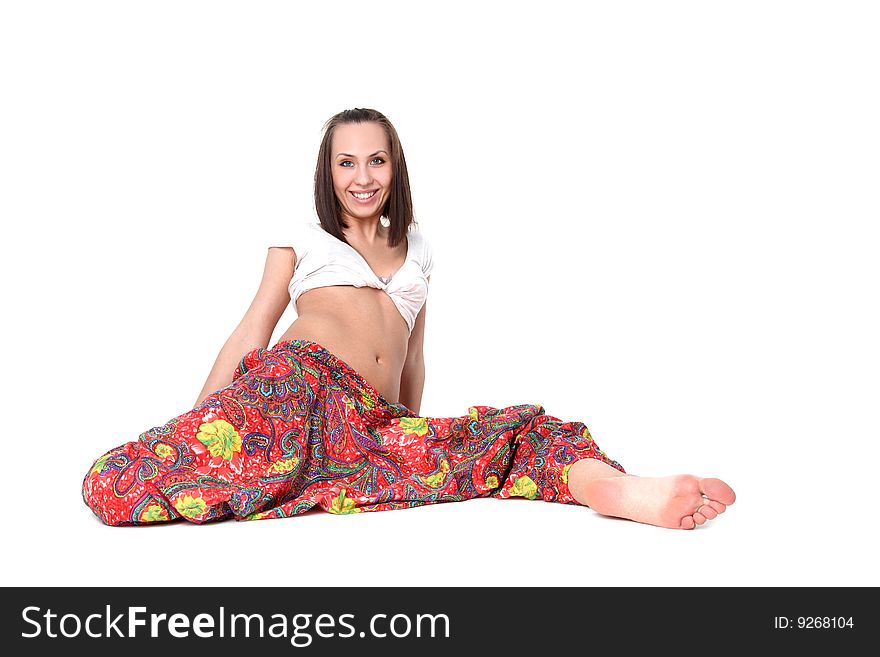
[{"left": 82, "top": 339, "right": 626, "bottom": 526}]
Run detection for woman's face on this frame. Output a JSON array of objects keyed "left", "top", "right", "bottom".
[{"left": 330, "top": 122, "right": 393, "bottom": 225}]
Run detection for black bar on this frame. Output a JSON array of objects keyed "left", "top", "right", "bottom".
[{"left": 1, "top": 587, "right": 871, "bottom": 655}]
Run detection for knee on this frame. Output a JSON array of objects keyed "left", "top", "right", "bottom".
[
  {"left": 81, "top": 444, "right": 125, "bottom": 524},
  {"left": 83, "top": 442, "right": 180, "bottom": 526},
  {"left": 82, "top": 444, "right": 144, "bottom": 526}
]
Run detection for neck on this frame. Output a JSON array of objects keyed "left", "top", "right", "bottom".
[{"left": 344, "top": 215, "right": 386, "bottom": 245}]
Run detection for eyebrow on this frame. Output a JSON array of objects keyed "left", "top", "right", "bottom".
[{"left": 335, "top": 150, "right": 388, "bottom": 158}]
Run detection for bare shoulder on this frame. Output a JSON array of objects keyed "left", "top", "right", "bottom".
[
  {"left": 262, "top": 246, "right": 297, "bottom": 281},
  {"left": 266, "top": 245, "right": 297, "bottom": 266}
]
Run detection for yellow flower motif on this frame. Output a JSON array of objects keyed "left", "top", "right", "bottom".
[
  {"left": 174, "top": 494, "right": 208, "bottom": 519},
  {"left": 154, "top": 443, "right": 175, "bottom": 459},
  {"left": 485, "top": 474, "right": 499, "bottom": 489},
  {"left": 420, "top": 458, "right": 451, "bottom": 489},
  {"left": 399, "top": 417, "right": 429, "bottom": 437},
  {"left": 246, "top": 510, "right": 274, "bottom": 521},
  {"left": 468, "top": 407, "right": 479, "bottom": 420},
  {"left": 140, "top": 504, "right": 169, "bottom": 522},
  {"left": 196, "top": 419, "right": 242, "bottom": 461},
  {"left": 90, "top": 455, "right": 110, "bottom": 475},
  {"left": 561, "top": 463, "right": 573, "bottom": 485},
  {"left": 268, "top": 457, "right": 299, "bottom": 475},
  {"left": 328, "top": 489, "right": 360, "bottom": 515},
  {"left": 509, "top": 475, "right": 538, "bottom": 500}
]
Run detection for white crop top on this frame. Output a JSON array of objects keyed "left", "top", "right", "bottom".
[{"left": 281, "top": 222, "right": 434, "bottom": 334}]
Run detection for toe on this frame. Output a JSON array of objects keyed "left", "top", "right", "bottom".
[
  {"left": 706, "top": 500, "right": 726, "bottom": 514},
  {"left": 698, "top": 505, "right": 718, "bottom": 520},
  {"left": 681, "top": 515, "right": 696, "bottom": 530},
  {"left": 693, "top": 512, "right": 708, "bottom": 525},
  {"left": 700, "top": 478, "right": 736, "bottom": 505}
]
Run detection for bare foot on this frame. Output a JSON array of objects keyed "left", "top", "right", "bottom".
[{"left": 572, "top": 474, "right": 736, "bottom": 530}]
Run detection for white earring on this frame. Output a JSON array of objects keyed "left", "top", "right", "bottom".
[{"left": 380, "top": 216, "right": 391, "bottom": 228}]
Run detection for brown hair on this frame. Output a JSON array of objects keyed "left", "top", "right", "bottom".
[{"left": 314, "top": 108, "right": 415, "bottom": 248}]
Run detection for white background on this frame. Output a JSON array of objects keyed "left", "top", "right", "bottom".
[{"left": 1, "top": 1, "right": 877, "bottom": 587}]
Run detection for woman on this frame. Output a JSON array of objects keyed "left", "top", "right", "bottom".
[{"left": 82, "top": 108, "right": 736, "bottom": 529}]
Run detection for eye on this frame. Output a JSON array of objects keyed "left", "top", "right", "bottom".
[{"left": 339, "top": 158, "right": 386, "bottom": 168}]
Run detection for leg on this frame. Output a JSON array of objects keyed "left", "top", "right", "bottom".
[
  {"left": 480, "top": 406, "right": 626, "bottom": 505},
  {"left": 82, "top": 345, "right": 312, "bottom": 525},
  {"left": 566, "top": 459, "right": 737, "bottom": 530},
  {"left": 83, "top": 338, "right": 736, "bottom": 528}
]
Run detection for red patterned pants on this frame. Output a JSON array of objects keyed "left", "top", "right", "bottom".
[{"left": 82, "top": 339, "right": 626, "bottom": 525}]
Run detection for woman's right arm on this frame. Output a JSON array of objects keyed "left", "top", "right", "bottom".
[{"left": 194, "top": 246, "right": 297, "bottom": 407}]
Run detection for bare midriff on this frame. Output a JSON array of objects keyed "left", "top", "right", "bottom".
[{"left": 274, "top": 286, "right": 410, "bottom": 402}]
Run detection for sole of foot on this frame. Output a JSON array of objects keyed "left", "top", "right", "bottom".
[{"left": 578, "top": 474, "right": 736, "bottom": 530}]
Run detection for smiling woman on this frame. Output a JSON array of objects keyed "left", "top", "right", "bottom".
[
  {"left": 333, "top": 147, "right": 392, "bottom": 213},
  {"left": 81, "top": 107, "right": 735, "bottom": 529}
]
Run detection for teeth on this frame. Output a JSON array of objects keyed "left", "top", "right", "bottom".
[{"left": 352, "top": 191, "right": 375, "bottom": 199}]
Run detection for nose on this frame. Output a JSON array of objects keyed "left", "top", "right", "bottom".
[{"left": 354, "top": 167, "right": 373, "bottom": 186}]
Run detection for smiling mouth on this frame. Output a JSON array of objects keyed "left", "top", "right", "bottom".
[{"left": 350, "top": 190, "right": 377, "bottom": 199}]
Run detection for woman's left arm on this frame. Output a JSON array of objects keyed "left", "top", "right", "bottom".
[{"left": 398, "top": 297, "right": 428, "bottom": 415}]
